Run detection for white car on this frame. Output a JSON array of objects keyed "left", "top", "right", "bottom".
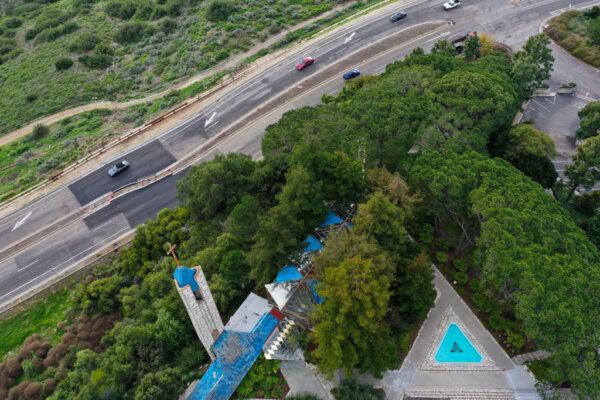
[{"left": 443, "top": 0, "right": 460, "bottom": 10}]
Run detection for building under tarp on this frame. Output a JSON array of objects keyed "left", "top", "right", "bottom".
[{"left": 186, "top": 293, "right": 283, "bottom": 400}]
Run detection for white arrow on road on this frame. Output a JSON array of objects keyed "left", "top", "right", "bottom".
[
  {"left": 12, "top": 211, "right": 32, "bottom": 232},
  {"left": 344, "top": 32, "right": 356, "bottom": 44},
  {"left": 204, "top": 111, "right": 217, "bottom": 128}
]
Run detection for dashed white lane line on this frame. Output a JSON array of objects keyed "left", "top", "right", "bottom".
[
  {"left": 426, "top": 31, "right": 450, "bottom": 42},
  {"left": 0, "top": 227, "right": 128, "bottom": 302},
  {"left": 17, "top": 259, "right": 39, "bottom": 272},
  {"left": 11, "top": 211, "right": 32, "bottom": 232}
]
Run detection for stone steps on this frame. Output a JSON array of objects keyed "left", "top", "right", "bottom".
[{"left": 404, "top": 388, "right": 516, "bottom": 400}]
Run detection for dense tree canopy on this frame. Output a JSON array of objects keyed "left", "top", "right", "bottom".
[
  {"left": 511, "top": 34, "right": 554, "bottom": 97},
  {"left": 493, "top": 123, "right": 557, "bottom": 188},
  {"left": 576, "top": 100, "right": 600, "bottom": 140},
  {"left": 411, "top": 149, "right": 600, "bottom": 392}
]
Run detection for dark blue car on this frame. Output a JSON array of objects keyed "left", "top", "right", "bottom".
[
  {"left": 343, "top": 68, "right": 361, "bottom": 80},
  {"left": 390, "top": 11, "right": 407, "bottom": 22}
]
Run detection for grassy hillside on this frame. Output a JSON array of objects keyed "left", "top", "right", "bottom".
[{"left": 0, "top": 0, "right": 343, "bottom": 136}]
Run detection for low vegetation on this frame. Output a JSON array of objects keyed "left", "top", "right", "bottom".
[
  {"left": 546, "top": 6, "right": 600, "bottom": 68},
  {"left": 0, "top": 71, "right": 225, "bottom": 202},
  {"left": 1, "top": 34, "right": 600, "bottom": 399},
  {"left": 0, "top": 0, "right": 352, "bottom": 137},
  {"left": 0, "top": 290, "right": 71, "bottom": 359}
]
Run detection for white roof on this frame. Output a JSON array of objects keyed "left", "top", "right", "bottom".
[
  {"left": 225, "top": 292, "right": 271, "bottom": 333},
  {"left": 264, "top": 282, "right": 298, "bottom": 309}
]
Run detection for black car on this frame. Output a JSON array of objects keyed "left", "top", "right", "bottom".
[
  {"left": 108, "top": 160, "right": 130, "bottom": 177},
  {"left": 390, "top": 11, "right": 407, "bottom": 22}
]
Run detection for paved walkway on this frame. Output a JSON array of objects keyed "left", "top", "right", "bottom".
[
  {"left": 511, "top": 351, "right": 551, "bottom": 366},
  {"left": 280, "top": 361, "right": 336, "bottom": 399},
  {"left": 378, "top": 268, "right": 540, "bottom": 400}
]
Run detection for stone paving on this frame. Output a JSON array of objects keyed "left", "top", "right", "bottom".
[
  {"left": 378, "top": 268, "right": 540, "bottom": 400},
  {"left": 511, "top": 351, "right": 551, "bottom": 366}
]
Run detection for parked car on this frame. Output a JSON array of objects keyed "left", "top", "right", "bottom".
[
  {"left": 343, "top": 68, "right": 361, "bottom": 80},
  {"left": 451, "top": 31, "right": 477, "bottom": 53},
  {"left": 296, "top": 57, "right": 315, "bottom": 71},
  {"left": 390, "top": 11, "right": 407, "bottom": 22},
  {"left": 108, "top": 160, "right": 130, "bottom": 177},
  {"left": 443, "top": 0, "right": 460, "bottom": 10}
]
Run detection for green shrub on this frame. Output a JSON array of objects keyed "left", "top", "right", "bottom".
[
  {"left": 566, "top": 16, "right": 588, "bottom": 35},
  {"left": 105, "top": 0, "right": 137, "bottom": 20},
  {"left": 31, "top": 124, "right": 50, "bottom": 140},
  {"left": 435, "top": 251, "right": 448, "bottom": 265},
  {"left": 488, "top": 310, "right": 511, "bottom": 333},
  {"left": 159, "top": 17, "right": 177, "bottom": 34},
  {"left": 26, "top": 10, "right": 73, "bottom": 41},
  {"left": 573, "top": 46, "right": 591, "bottom": 59},
  {"left": 165, "top": 0, "right": 185, "bottom": 17},
  {"left": 453, "top": 271, "right": 468, "bottom": 286},
  {"left": 332, "top": 380, "right": 385, "bottom": 400},
  {"left": 94, "top": 42, "right": 114, "bottom": 56},
  {"left": 206, "top": 0, "right": 237, "bottom": 22},
  {"left": 559, "top": 35, "right": 581, "bottom": 51},
  {"left": 453, "top": 258, "right": 468, "bottom": 272},
  {"left": 78, "top": 53, "right": 112, "bottom": 69},
  {"left": 584, "top": 5, "right": 600, "bottom": 19},
  {"left": 55, "top": 58, "right": 74, "bottom": 70},
  {"left": 135, "top": 2, "right": 156, "bottom": 20},
  {"left": 584, "top": 53, "right": 600, "bottom": 67},
  {"left": 588, "top": 17, "right": 600, "bottom": 44},
  {"left": 69, "top": 32, "right": 100, "bottom": 53},
  {"left": 36, "top": 21, "right": 79, "bottom": 43},
  {"left": 115, "top": 21, "right": 151, "bottom": 44},
  {"left": 505, "top": 330, "right": 525, "bottom": 353},
  {"left": 4, "top": 17, "right": 22, "bottom": 29}
]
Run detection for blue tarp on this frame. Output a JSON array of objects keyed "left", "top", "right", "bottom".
[
  {"left": 307, "top": 279, "right": 324, "bottom": 304},
  {"left": 303, "top": 235, "right": 323, "bottom": 253},
  {"left": 320, "top": 211, "right": 344, "bottom": 228},
  {"left": 274, "top": 265, "right": 303, "bottom": 283},
  {"left": 189, "top": 311, "right": 280, "bottom": 400},
  {"left": 173, "top": 266, "right": 199, "bottom": 292}
]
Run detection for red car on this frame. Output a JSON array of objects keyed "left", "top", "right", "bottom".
[{"left": 296, "top": 57, "right": 315, "bottom": 71}]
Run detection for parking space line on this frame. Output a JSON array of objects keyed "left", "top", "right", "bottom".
[{"left": 532, "top": 98, "right": 551, "bottom": 113}]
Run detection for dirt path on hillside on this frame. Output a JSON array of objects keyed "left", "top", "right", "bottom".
[{"left": 0, "top": 2, "right": 359, "bottom": 147}]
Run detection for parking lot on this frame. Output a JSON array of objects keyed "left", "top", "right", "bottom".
[{"left": 521, "top": 93, "right": 590, "bottom": 175}]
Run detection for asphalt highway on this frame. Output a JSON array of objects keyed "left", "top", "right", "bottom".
[{"left": 1, "top": 0, "right": 599, "bottom": 310}]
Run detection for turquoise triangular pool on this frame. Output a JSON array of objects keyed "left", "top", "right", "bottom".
[{"left": 435, "top": 323, "right": 482, "bottom": 363}]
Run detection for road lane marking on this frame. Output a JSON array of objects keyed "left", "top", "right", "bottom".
[
  {"left": 426, "top": 31, "right": 450, "bottom": 42},
  {"left": 344, "top": 32, "right": 356, "bottom": 44},
  {"left": 204, "top": 111, "right": 217, "bottom": 128},
  {"left": 0, "top": 227, "right": 129, "bottom": 302},
  {"left": 11, "top": 211, "right": 32, "bottom": 232},
  {"left": 17, "top": 259, "right": 39, "bottom": 272}
]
